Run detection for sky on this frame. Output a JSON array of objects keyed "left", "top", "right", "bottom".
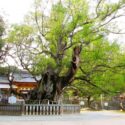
[
  {"left": 0, "top": 0, "right": 33, "bottom": 24},
  {"left": 0, "top": 0, "right": 59, "bottom": 24}
]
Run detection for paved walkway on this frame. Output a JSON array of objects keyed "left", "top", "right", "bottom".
[{"left": 0, "top": 111, "right": 125, "bottom": 125}]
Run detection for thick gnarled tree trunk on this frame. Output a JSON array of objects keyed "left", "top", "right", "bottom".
[{"left": 28, "top": 46, "right": 81, "bottom": 102}]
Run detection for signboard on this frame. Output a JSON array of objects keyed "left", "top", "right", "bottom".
[{"left": 8, "top": 95, "right": 16, "bottom": 104}]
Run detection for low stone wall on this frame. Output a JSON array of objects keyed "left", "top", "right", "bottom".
[
  {"left": 0, "top": 104, "right": 80, "bottom": 116},
  {"left": 0, "top": 104, "right": 23, "bottom": 116}
]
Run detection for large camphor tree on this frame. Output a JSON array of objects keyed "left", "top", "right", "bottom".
[{"left": 7, "top": 0, "right": 125, "bottom": 102}]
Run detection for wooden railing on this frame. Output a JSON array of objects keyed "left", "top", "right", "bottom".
[
  {"left": 0, "top": 104, "right": 80, "bottom": 116},
  {"left": 23, "top": 104, "right": 61, "bottom": 115},
  {"left": 23, "top": 104, "right": 80, "bottom": 115}
]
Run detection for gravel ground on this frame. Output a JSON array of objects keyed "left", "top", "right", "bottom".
[{"left": 0, "top": 111, "right": 125, "bottom": 125}]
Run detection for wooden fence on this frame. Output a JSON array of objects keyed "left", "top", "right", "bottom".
[
  {"left": 23, "top": 104, "right": 61, "bottom": 115},
  {"left": 0, "top": 104, "right": 80, "bottom": 116}
]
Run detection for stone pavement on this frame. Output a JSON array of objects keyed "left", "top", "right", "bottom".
[{"left": 0, "top": 111, "right": 125, "bottom": 125}]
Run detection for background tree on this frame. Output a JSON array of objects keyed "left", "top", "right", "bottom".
[
  {"left": 0, "top": 16, "right": 10, "bottom": 64},
  {"left": 72, "top": 40, "right": 125, "bottom": 107},
  {"left": 0, "top": 16, "right": 5, "bottom": 62}
]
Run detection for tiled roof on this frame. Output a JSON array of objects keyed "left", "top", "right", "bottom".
[
  {"left": 0, "top": 72, "right": 37, "bottom": 83},
  {"left": 0, "top": 76, "right": 9, "bottom": 83}
]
